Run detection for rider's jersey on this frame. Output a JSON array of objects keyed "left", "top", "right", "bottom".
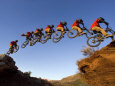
[
  {"left": 10, "top": 41, "right": 17, "bottom": 46},
  {"left": 34, "top": 29, "right": 42, "bottom": 35},
  {"left": 26, "top": 32, "right": 32, "bottom": 38},
  {"left": 57, "top": 23, "right": 64, "bottom": 28},
  {"left": 91, "top": 19, "right": 100, "bottom": 29},
  {"left": 72, "top": 20, "right": 80, "bottom": 27},
  {"left": 45, "top": 26, "right": 52, "bottom": 31}
]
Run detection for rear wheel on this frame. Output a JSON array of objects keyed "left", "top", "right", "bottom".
[
  {"left": 67, "top": 29, "right": 79, "bottom": 38},
  {"left": 87, "top": 37, "right": 101, "bottom": 47},
  {"left": 53, "top": 31, "right": 62, "bottom": 39},
  {"left": 14, "top": 45, "right": 19, "bottom": 53}
]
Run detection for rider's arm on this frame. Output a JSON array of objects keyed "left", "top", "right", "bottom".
[
  {"left": 80, "top": 22, "right": 85, "bottom": 28},
  {"left": 99, "top": 19, "right": 109, "bottom": 26}
]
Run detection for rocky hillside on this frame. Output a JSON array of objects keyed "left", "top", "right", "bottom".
[
  {"left": 0, "top": 54, "right": 53, "bottom": 86},
  {"left": 50, "top": 73, "right": 88, "bottom": 86},
  {"left": 78, "top": 41, "right": 115, "bottom": 86}
]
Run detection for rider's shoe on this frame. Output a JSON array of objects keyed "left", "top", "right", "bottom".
[
  {"left": 80, "top": 32, "right": 86, "bottom": 35},
  {"left": 105, "top": 34, "right": 113, "bottom": 38}
]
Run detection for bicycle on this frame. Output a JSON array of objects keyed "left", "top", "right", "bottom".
[
  {"left": 41, "top": 29, "right": 55, "bottom": 43},
  {"left": 6, "top": 45, "right": 19, "bottom": 55},
  {"left": 52, "top": 27, "right": 69, "bottom": 43},
  {"left": 87, "top": 27, "right": 115, "bottom": 47},
  {"left": 21, "top": 38, "right": 33, "bottom": 48}
]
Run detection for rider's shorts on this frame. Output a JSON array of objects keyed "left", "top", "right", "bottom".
[
  {"left": 92, "top": 26, "right": 107, "bottom": 36},
  {"left": 56, "top": 27, "right": 64, "bottom": 32},
  {"left": 72, "top": 26, "right": 82, "bottom": 33}
]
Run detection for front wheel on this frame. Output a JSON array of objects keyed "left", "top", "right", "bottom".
[
  {"left": 67, "top": 29, "right": 79, "bottom": 38},
  {"left": 21, "top": 40, "right": 29, "bottom": 48},
  {"left": 87, "top": 37, "right": 101, "bottom": 47}
]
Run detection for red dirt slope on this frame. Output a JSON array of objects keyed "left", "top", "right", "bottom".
[{"left": 78, "top": 41, "right": 115, "bottom": 86}]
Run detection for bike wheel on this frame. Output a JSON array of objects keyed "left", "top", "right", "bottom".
[
  {"left": 87, "top": 37, "right": 101, "bottom": 47},
  {"left": 21, "top": 40, "right": 29, "bottom": 48},
  {"left": 41, "top": 34, "right": 48, "bottom": 42},
  {"left": 53, "top": 31, "right": 62, "bottom": 39},
  {"left": 30, "top": 37, "right": 37, "bottom": 46},
  {"left": 67, "top": 29, "right": 79, "bottom": 38},
  {"left": 14, "top": 45, "right": 19, "bottom": 53},
  {"left": 52, "top": 37, "right": 61, "bottom": 43}
]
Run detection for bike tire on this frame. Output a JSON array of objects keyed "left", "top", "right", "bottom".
[
  {"left": 52, "top": 37, "right": 61, "bottom": 43},
  {"left": 41, "top": 34, "right": 48, "bottom": 41},
  {"left": 87, "top": 37, "right": 101, "bottom": 47},
  {"left": 30, "top": 38, "right": 37, "bottom": 46},
  {"left": 53, "top": 31, "right": 62, "bottom": 39},
  {"left": 21, "top": 40, "right": 29, "bottom": 48},
  {"left": 14, "top": 45, "right": 19, "bottom": 53},
  {"left": 67, "top": 29, "right": 79, "bottom": 38}
]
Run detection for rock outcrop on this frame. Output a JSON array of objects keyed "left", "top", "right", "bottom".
[
  {"left": 78, "top": 41, "right": 115, "bottom": 86},
  {"left": 0, "top": 54, "right": 53, "bottom": 86}
]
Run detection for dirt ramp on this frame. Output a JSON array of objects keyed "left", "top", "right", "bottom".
[{"left": 78, "top": 40, "right": 115, "bottom": 86}]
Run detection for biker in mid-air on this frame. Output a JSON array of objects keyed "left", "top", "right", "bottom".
[
  {"left": 34, "top": 28, "right": 43, "bottom": 42},
  {"left": 72, "top": 19, "right": 85, "bottom": 35},
  {"left": 9, "top": 40, "right": 18, "bottom": 53},
  {"left": 56, "top": 21, "right": 67, "bottom": 37},
  {"left": 44, "top": 25, "right": 54, "bottom": 39},
  {"left": 90, "top": 17, "right": 113, "bottom": 38}
]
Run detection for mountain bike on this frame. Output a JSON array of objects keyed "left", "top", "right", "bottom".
[
  {"left": 52, "top": 27, "right": 69, "bottom": 43},
  {"left": 21, "top": 38, "right": 33, "bottom": 48},
  {"left": 41, "top": 30, "right": 55, "bottom": 43},
  {"left": 87, "top": 27, "right": 115, "bottom": 47},
  {"left": 6, "top": 45, "right": 19, "bottom": 55}
]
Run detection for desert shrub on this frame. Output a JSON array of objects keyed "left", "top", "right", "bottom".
[{"left": 81, "top": 47, "right": 96, "bottom": 57}]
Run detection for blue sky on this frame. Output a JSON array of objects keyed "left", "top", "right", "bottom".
[{"left": 0, "top": 0, "right": 115, "bottom": 80}]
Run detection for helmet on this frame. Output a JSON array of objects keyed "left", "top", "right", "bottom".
[
  {"left": 15, "top": 40, "right": 18, "bottom": 42},
  {"left": 36, "top": 28, "right": 39, "bottom": 30},
  {"left": 27, "top": 32, "right": 30, "bottom": 34},
  {"left": 98, "top": 17, "right": 104, "bottom": 21},
  {"left": 50, "top": 25, "right": 54, "bottom": 28},
  {"left": 78, "top": 19, "right": 83, "bottom": 23},
  {"left": 47, "top": 25, "right": 50, "bottom": 27},
  {"left": 63, "top": 22, "right": 67, "bottom": 25},
  {"left": 60, "top": 22, "right": 63, "bottom": 24},
  {"left": 40, "top": 28, "right": 43, "bottom": 31}
]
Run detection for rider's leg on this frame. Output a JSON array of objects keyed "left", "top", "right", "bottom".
[
  {"left": 56, "top": 27, "right": 65, "bottom": 37},
  {"left": 92, "top": 26, "right": 112, "bottom": 37},
  {"left": 72, "top": 26, "right": 85, "bottom": 35}
]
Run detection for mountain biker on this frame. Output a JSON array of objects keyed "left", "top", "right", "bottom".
[
  {"left": 72, "top": 19, "right": 85, "bottom": 35},
  {"left": 21, "top": 31, "right": 33, "bottom": 40},
  {"left": 44, "top": 25, "right": 54, "bottom": 38},
  {"left": 56, "top": 22, "right": 67, "bottom": 35},
  {"left": 9, "top": 40, "right": 18, "bottom": 52},
  {"left": 90, "top": 17, "right": 113, "bottom": 38},
  {"left": 34, "top": 28, "right": 43, "bottom": 41}
]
